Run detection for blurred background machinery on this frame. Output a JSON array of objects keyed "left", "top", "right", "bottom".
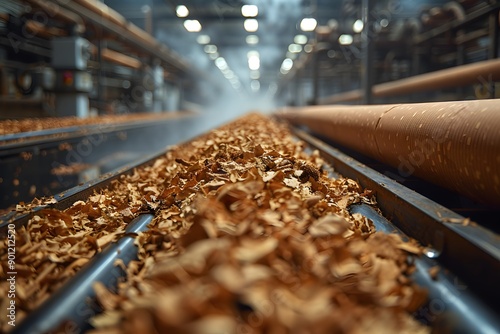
[{"left": 1, "top": 0, "right": 498, "bottom": 118}]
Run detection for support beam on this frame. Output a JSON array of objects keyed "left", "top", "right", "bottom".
[{"left": 361, "top": 0, "right": 374, "bottom": 104}]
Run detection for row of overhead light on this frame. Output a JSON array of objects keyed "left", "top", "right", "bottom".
[
  {"left": 198, "top": 36, "right": 242, "bottom": 91},
  {"left": 242, "top": 5, "right": 259, "bottom": 47},
  {"left": 242, "top": 5, "right": 261, "bottom": 92},
  {"left": 337, "top": 19, "right": 363, "bottom": 46},
  {"left": 279, "top": 17, "right": 317, "bottom": 76},
  {"left": 176, "top": 5, "right": 202, "bottom": 32},
  {"left": 279, "top": 17, "right": 371, "bottom": 76},
  {"left": 176, "top": 4, "right": 242, "bottom": 91},
  {"left": 337, "top": 18, "right": 389, "bottom": 46}
]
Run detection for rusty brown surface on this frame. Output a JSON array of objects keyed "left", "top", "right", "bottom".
[{"left": 278, "top": 99, "right": 500, "bottom": 206}]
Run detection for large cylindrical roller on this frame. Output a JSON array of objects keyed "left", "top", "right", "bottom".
[{"left": 278, "top": 99, "right": 500, "bottom": 206}]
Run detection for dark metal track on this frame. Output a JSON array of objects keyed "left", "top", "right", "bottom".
[
  {"left": 351, "top": 204, "right": 500, "bottom": 334},
  {"left": 293, "top": 127, "right": 500, "bottom": 313},
  {"left": 12, "top": 214, "right": 153, "bottom": 334}
]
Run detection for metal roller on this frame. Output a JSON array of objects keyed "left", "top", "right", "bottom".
[{"left": 278, "top": 99, "right": 500, "bottom": 206}]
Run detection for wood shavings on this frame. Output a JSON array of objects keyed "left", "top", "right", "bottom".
[
  {"left": 84, "top": 113, "right": 428, "bottom": 334},
  {"left": 308, "top": 214, "right": 350, "bottom": 237},
  {"left": 441, "top": 217, "right": 473, "bottom": 226},
  {"left": 1, "top": 113, "right": 428, "bottom": 333},
  {"left": 428, "top": 266, "right": 440, "bottom": 280}
]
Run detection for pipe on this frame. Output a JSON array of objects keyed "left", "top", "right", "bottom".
[
  {"left": 126, "top": 21, "right": 157, "bottom": 48},
  {"left": 278, "top": 99, "right": 500, "bottom": 206},
  {"left": 444, "top": 2, "right": 466, "bottom": 21},
  {"left": 100, "top": 48, "right": 142, "bottom": 69},
  {"left": 318, "top": 58, "right": 500, "bottom": 104},
  {"left": 73, "top": 0, "right": 127, "bottom": 27},
  {"left": 72, "top": 0, "right": 156, "bottom": 48},
  {"left": 24, "top": 0, "right": 85, "bottom": 34},
  {"left": 24, "top": 20, "right": 67, "bottom": 38}
]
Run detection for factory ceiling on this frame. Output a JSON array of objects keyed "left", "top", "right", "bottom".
[
  {"left": 99, "top": 0, "right": 351, "bottom": 95},
  {"left": 103, "top": 0, "right": 444, "bottom": 97}
]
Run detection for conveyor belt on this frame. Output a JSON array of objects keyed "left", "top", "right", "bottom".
[
  {"left": 12, "top": 214, "right": 154, "bottom": 334},
  {"left": 0, "top": 112, "right": 234, "bottom": 210},
  {"left": 1, "top": 119, "right": 499, "bottom": 333}
]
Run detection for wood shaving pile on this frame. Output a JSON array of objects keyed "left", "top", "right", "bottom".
[
  {"left": 50, "top": 163, "right": 92, "bottom": 176},
  {"left": 0, "top": 113, "right": 428, "bottom": 333},
  {"left": 0, "top": 112, "right": 190, "bottom": 136}
]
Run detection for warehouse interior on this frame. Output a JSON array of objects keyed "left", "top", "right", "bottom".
[{"left": 1, "top": 0, "right": 500, "bottom": 333}]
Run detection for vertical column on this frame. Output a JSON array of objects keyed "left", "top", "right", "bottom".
[
  {"left": 294, "top": 70, "right": 301, "bottom": 106},
  {"left": 456, "top": 42, "right": 465, "bottom": 100},
  {"left": 311, "top": 51, "right": 320, "bottom": 105},
  {"left": 96, "top": 31, "right": 104, "bottom": 113},
  {"left": 361, "top": 0, "right": 374, "bottom": 105},
  {"left": 51, "top": 37, "right": 92, "bottom": 118},
  {"left": 152, "top": 62, "right": 165, "bottom": 112},
  {"left": 488, "top": 9, "right": 499, "bottom": 98}
]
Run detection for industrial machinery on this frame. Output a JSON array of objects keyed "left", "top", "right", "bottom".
[{"left": 0, "top": 0, "right": 499, "bottom": 333}]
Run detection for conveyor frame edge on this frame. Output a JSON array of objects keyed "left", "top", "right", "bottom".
[{"left": 292, "top": 127, "right": 500, "bottom": 311}]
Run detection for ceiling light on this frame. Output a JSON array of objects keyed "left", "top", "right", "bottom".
[
  {"left": 242, "top": 5, "right": 258, "bottom": 17},
  {"left": 339, "top": 34, "right": 353, "bottom": 45},
  {"left": 281, "top": 58, "right": 293, "bottom": 71},
  {"left": 246, "top": 35, "right": 259, "bottom": 45},
  {"left": 251, "top": 80, "right": 260, "bottom": 91},
  {"left": 215, "top": 57, "right": 228, "bottom": 70},
  {"left": 247, "top": 50, "right": 259, "bottom": 58},
  {"left": 380, "top": 18, "right": 389, "bottom": 27},
  {"left": 250, "top": 70, "right": 260, "bottom": 79},
  {"left": 208, "top": 52, "right": 219, "bottom": 60},
  {"left": 244, "top": 19, "right": 258, "bottom": 32},
  {"left": 176, "top": 5, "right": 189, "bottom": 18},
  {"left": 204, "top": 44, "right": 217, "bottom": 53},
  {"left": 328, "top": 19, "right": 339, "bottom": 31},
  {"left": 183, "top": 20, "right": 201, "bottom": 32},
  {"left": 300, "top": 18, "right": 317, "bottom": 32},
  {"left": 248, "top": 55, "right": 260, "bottom": 70},
  {"left": 294, "top": 34, "right": 308, "bottom": 44},
  {"left": 353, "top": 19, "right": 364, "bottom": 33},
  {"left": 197, "top": 35, "right": 211, "bottom": 44},
  {"left": 304, "top": 44, "right": 313, "bottom": 53},
  {"left": 288, "top": 43, "right": 302, "bottom": 53},
  {"left": 267, "top": 82, "right": 277, "bottom": 96},
  {"left": 224, "top": 71, "right": 235, "bottom": 79}
]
